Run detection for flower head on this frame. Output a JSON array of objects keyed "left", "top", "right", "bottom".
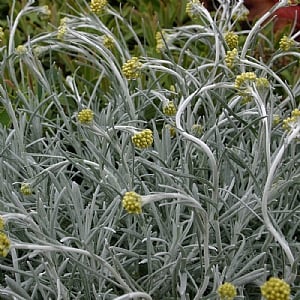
[
  {"left": 224, "top": 32, "right": 239, "bottom": 50},
  {"left": 0, "top": 217, "right": 5, "bottom": 231},
  {"left": 39, "top": 5, "right": 51, "bottom": 19},
  {"left": 163, "top": 101, "right": 177, "bottom": 116},
  {"left": 234, "top": 72, "right": 257, "bottom": 89},
  {"left": 272, "top": 114, "right": 281, "bottom": 126},
  {"left": 155, "top": 30, "right": 168, "bottom": 53},
  {"left": 103, "top": 35, "right": 114, "bottom": 50},
  {"left": 218, "top": 282, "right": 237, "bottom": 300},
  {"left": 232, "top": 7, "right": 249, "bottom": 21},
  {"left": 132, "top": 129, "right": 153, "bottom": 149},
  {"left": 16, "top": 45, "right": 27, "bottom": 56},
  {"left": 0, "top": 232, "right": 10, "bottom": 257},
  {"left": 282, "top": 108, "right": 300, "bottom": 131},
  {"left": 186, "top": 0, "right": 202, "bottom": 19},
  {"left": 57, "top": 24, "right": 67, "bottom": 40},
  {"left": 20, "top": 183, "right": 32, "bottom": 196},
  {"left": 122, "top": 57, "right": 142, "bottom": 80},
  {"left": 225, "top": 48, "right": 238, "bottom": 69},
  {"left": 191, "top": 124, "right": 203, "bottom": 137},
  {"left": 90, "top": 0, "right": 107, "bottom": 14},
  {"left": 261, "top": 277, "right": 290, "bottom": 300},
  {"left": 164, "top": 124, "right": 176, "bottom": 137},
  {"left": 256, "top": 77, "right": 270, "bottom": 89},
  {"left": 279, "top": 35, "right": 295, "bottom": 51},
  {"left": 122, "top": 191, "right": 142, "bottom": 214},
  {"left": 0, "top": 27, "right": 4, "bottom": 42},
  {"left": 77, "top": 108, "right": 94, "bottom": 124}
]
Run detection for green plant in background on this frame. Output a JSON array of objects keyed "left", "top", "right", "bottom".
[{"left": 0, "top": 0, "right": 299, "bottom": 299}]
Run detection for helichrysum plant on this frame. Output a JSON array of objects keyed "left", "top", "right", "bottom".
[
  {"left": 131, "top": 129, "right": 153, "bottom": 149},
  {"left": 260, "top": 277, "right": 290, "bottom": 300},
  {"left": 218, "top": 282, "right": 237, "bottom": 300},
  {"left": 1, "top": 0, "right": 299, "bottom": 299}
]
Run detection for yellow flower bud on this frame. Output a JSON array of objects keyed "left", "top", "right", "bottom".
[
  {"left": 0, "top": 232, "right": 10, "bottom": 257},
  {"left": 224, "top": 32, "right": 239, "bottom": 50},
  {"left": 163, "top": 101, "right": 177, "bottom": 116},
  {"left": 132, "top": 129, "right": 153, "bottom": 149},
  {"left": 122, "top": 191, "right": 142, "bottom": 214},
  {"left": 122, "top": 57, "right": 142, "bottom": 80},
  {"left": 279, "top": 35, "right": 294, "bottom": 51},
  {"left": 261, "top": 277, "right": 290, "bottom": 300},
  {"left": 77, "top": 108, "right": 94, "bottom": 124},
  {"left": 20, "top": 183, "right": 32, "bottom": 196},
  {"left": 218, "top": 282, "right": 237, "bottom": 300},
  {"left": 90, "top": 0, "right": 107, "bottom": 14}
]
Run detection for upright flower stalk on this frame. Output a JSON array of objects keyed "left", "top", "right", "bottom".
[
  {"left": 175, "top": 85, "right": 224, "bottom": 255},
  {"left": 261, "top": 116, "right": 299, "bottom": 283},
  {"left": 175, "top": 86, "right": 220, "bottom": 207}
]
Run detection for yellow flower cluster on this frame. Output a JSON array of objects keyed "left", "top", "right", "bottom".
[
  {"left": 122, "top": 191, "right": 142, "bottom": 214},
  {"left": 103, "top": 35, "right": 114, "bottom": 50},
  {"left": 90, "top": 0, "right": 107, "bottom": 14},
  {"left": 20, "top": 183, "right": 32, "bottom": 195},
  {"left": 155, "top": 31, "right": 167, "bottom": 53},
  {"left": 164, "top": 124, "right": 176, "bottom": 137},
  {"left": 0, "top": 232, "right": 10, "bottom": 257},
  {"left": 225, "top": 48, "right": 238, "bottom": 69},
  {"left": 232, "top": 10, "right": 248, "bottom": 21},
  {"left": 163, "top": 101, "right": 177, "bottom": 116},
  {"left": 191, "top": 124, "right": 203, "bottom": 137},
  {"left": 169, "top": 85, "right": 176, "bottom": 93},
  {"left": 77, "top": 108, "right": 94, "bottom": 124},
  {"left": 16, "top": 45, "right": 27, "bottom": 55},
  {"left": 234, "top": 72, "right": 257, "bottom": 89},
  {"left": 218, "top": 282, "right": 237, "bottom": 300},
  {"left": 122, "top": 57, "right": 142, "bottom": 80},
  {"left": 132, "top": 129, "right": 153, "bottom": 149},
  {"left": 186, "top": 0, "right": 201, "bottom": 19},
  {"left": 39, "top": 5, "right": 51, "bottom": 19},
  {"left": 256, "top": 77, "right": 269, "bottom": 88},
  {"left": 272, "top": 114, "right": 281, "bottom": 126},
  {"left": 57, "top": 18, "right": 67, "bottom": 40},
  {"left": 0, "top": 217, "right": 4, "bottom": 231},
  {"left": 260, "top": 277, "right": 290, "bottom": 300},
  {"left": 282, "top": 108, "right": 300, "bottom": 131},
  {"left": 279, "top": 35, "right": 294, "bottom": 51},
  {"left": 0, "top": 27, "right": 4, "bottom": 42},
  {"left": 224, "top": 32, "right": 239, "bottom": 50}
]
